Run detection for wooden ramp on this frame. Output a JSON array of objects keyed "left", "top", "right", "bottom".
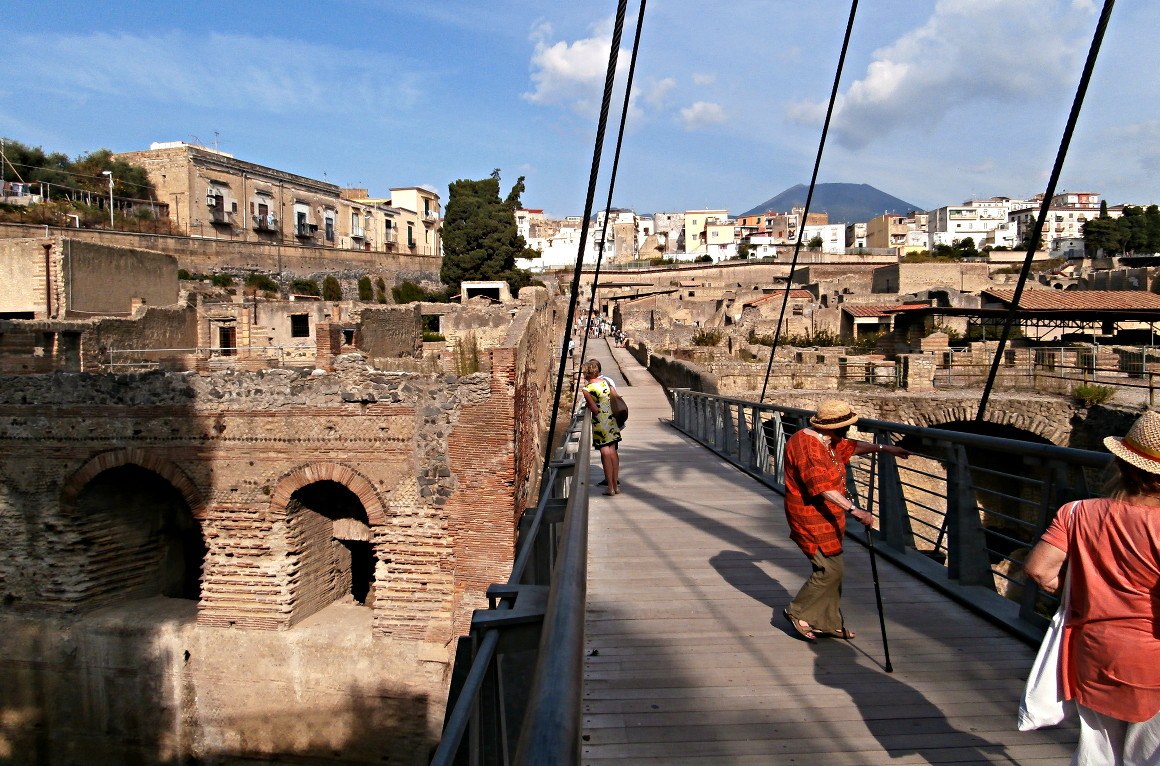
[{"left": 580, "top": 340, "right": 1077, "bottom": 765}]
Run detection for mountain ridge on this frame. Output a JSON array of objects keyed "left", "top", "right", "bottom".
[{"left": 738, "top": 183, "right": 924, "bottom": 224}]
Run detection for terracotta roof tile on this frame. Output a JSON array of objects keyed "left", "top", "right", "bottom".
[
  {"left": 842, "top": 303, "right": 928, "bottom": 318},
  {"left": 984, "top": 289, "right": 1160, "bottom": 311}
]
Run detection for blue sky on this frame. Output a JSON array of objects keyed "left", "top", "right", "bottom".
[{"left": 1, "top": 1, "right": 1156, "bottom": 218}]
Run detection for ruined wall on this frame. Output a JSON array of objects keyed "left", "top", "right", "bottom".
[
  {"left": 0, "top": 293, "right": 561, "bottom": 763},
  {"left": 871, "top": 263, "right": 993, "bottom": 295},
  {"left": 357, "top": 305, "right": 424, "bottom": 361},
  {"left": 0, "top": 238, "right": 48, "bottom": 316},
  {"left": 64, "top": 240, "right": 179, "bottom": 315},
  {"left": 0, "top": 223, "right": 441, "bottom": 284}
]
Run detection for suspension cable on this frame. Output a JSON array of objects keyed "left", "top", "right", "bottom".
[
  {"left": 758, "top": 0, "right": 859, "bottom": 404},
  {"left": 976, "top": 0, "right": 1115, "bottom": 421},
  {"left": 578, "top": 1, "right": 649, "bottom": 392},
  {"left": 543, "top": 0, "right": 631, "bottom": 477}
]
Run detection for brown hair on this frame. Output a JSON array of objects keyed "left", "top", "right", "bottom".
[
  {"left": 1103, "top": 457, "right": 1160, "bottom": 500},
  {"left": 582, "top": 359, "right": 601, "bottom": 378}
]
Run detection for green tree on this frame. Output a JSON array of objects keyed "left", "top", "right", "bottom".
[
  {"left": 322, "top": 275, "right": 342, "bottom": 301},
  {"left": 440, "top": 174, "right": 534, "bottom": 295},
  {"left": 357, "top": 276, "right": 373, "bottom": 301},
  {"left": 290, "top": 278, "right": 321, "bottom": 296},
  {"left": 807, "top": 235, "right": 823, "bottom": 249},
  {"left": 1082, "top": 216, "right": 1120, "bottom": 256}
]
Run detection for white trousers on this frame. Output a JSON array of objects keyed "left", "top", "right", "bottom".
[{"left": 1072, "top": 704, "right": 1160, "bottom": 766}]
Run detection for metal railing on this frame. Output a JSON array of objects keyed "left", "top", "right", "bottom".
[
  {"left": 431, "top": 413, "right": 591, "bottom": 766},
  {"left": 935, "top": 345, "right": 1160, "bottom": 405},
  {"left": 670, "top": 388, "right": 1112, "bottom": 642}
]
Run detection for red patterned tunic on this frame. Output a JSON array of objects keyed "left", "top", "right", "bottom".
[{"left": 783, "top": 429, "right": 856, "bottom": 557}]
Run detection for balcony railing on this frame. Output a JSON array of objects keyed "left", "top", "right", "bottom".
[
  {"left": 669, "top": 389, "right": 1111, "bottom": 642},
  {"left": 208, "top": 208, "right": 233, "bottom": 225},
  {"left": 425, "top": 210, "right": 439, "bottom": 221},
  {"left": 432, "top": 413, "right": 590, "bottom": 766},
  {"left": 350, "top": 226, "right": 365, "bottom": 239},
  {"left": 252, "top": 215, "right": 278, "bottom": 232},
  {"left": 296, "top": 223, "right": 318, "bottom": 239}
]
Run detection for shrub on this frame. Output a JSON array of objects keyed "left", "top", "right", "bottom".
[
  {"left": 290, "top": 279, "right": 321, "bottom": 296},
  {"left": 358, "top": 276, "right": 374, "bottom": 301},
  {"left": 691, "top": 327, "right": 725, "bottom": 346},
  {"left": 246, "top": 273, "right": 279, "bottom": 293},
  {"left": 1072, "top": 384, "right": 1115, "bottom": 408},
  {"left": 696, "top": 254, "right": 713, "bottom": 263},
  {"left": 211, "top": 273, "right": 234, "bottom": 288},
  {"left": 178, "top": 269, "right": 193, "bottom": 280},
  {"left": 375, "top": 276, "right": 387, "bottom": 304},
  {"left": 422, "top": 331, "right": 446, "bottom": 342},
  {"left": 322, "top": 275, "right": 342, "bottom": 301},
  {"left": 780, "top": 329, "right": 844, "bottom": 348},
  {"left": 392, "top": 280, "right": 429, "bottom": 304}
]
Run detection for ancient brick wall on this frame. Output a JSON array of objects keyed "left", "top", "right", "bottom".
[
  {"left": 0, "top": 293, "right": 561, "bottom": 763},
  {"left": 357, "top": 305, "right": 424, "bottom": 361}
]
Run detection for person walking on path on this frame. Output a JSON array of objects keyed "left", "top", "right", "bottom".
[
  {"left": 581, "top": 359, "right": 621, "bottom": 495},
  {"left": 782, "top": 400, "right": 909, "bottom": 641},
  {"left": 1025, "top": 410, "right": 1160, "bottom": 765}
]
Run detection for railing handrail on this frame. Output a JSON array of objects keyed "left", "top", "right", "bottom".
[
  {"left": 668, "top": 388, "right": 1112, "bottom": 642},
  {"left": 431, "top": 412, "right": 590, "bottom": 765}
]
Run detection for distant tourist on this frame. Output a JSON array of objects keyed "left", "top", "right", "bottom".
[
  {"left": 1025, "top": 410, "right": 1160, "bottom": 764},
  {"left": 781, "top": 400, "right": 908, "bottom": 641},
  {"left": 581, "top": 359, "right": 620, "bottom": 495}
]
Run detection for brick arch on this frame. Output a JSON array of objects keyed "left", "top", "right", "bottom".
[
  {"left": 900, "top": 404, "right": 1063, "bottom": 445},
  {"left": 270, "top": 463, "right": 388, "bottom": 526},
  {"left": 60, "top": 448, "right": 205, "bottom": 517}
]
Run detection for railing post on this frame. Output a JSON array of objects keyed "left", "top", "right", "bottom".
[
  {"left": 944, "top": 444, "right": 995, "bottom": 588},
  {"left": 875, "top": 445, "right": 914, "bottom": 551}
]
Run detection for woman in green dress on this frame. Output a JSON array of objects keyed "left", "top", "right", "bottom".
[{"left": 581, "top": 359, "right": 621, "bottom": 495}]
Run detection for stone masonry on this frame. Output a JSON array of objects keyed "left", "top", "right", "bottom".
[{"left": 0, "top": 291, "right": 562, "bottom": 764}]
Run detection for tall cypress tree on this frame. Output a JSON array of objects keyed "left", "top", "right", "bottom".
[{"left": 440, "top": 174, "right": 533, "bottom": 295}]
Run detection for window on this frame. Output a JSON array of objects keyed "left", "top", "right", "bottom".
[
  {"left": 325, "top": 216, "right": 335, "bottom": 241},
  {"left": 407, "top": 223, "right": 415, "bottom": 247},
  {"left": 290, "top": 314, "right": 310, "bottom": 338}
]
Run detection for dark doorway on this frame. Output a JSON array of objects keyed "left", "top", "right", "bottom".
[{"left": 288, "top": 480, "right": 376, "bottom": 614}]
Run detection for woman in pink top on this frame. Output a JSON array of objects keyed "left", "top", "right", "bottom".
[{"left": 1026, "top": 410, "right": 1160, "bottom": 765}]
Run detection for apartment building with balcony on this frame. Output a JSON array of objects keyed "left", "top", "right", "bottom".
[
  {"left": 116, "top": 142, "right": 440, "bottom": 256},
  {"left": 684, "top": 209, "right": 730, "bottom": 253},
  {"left": 1008, "top": 192, "right": 1104, "bottom": 254},
  {"left": 388, "top": 186, "right": 442, "bottom": 257},
  {"left": 927, "top": 197, "right": 1030, "bottom": 250}
]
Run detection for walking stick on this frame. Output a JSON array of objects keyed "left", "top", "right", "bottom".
[{"left": 866, "top": 450, "right": 893, "bottom": 673}]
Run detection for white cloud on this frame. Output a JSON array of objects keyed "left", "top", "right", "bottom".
[
  {"left": 788, "top": 0, "right": 1094, "bottom": 149},
  {"left": 523, "top": 18, "right": 621, "bottom": 114},
  {"left": 641, "top": 77, "right": 677, "bottom": 110},
  {"left": 692, "top": 73, "right": 716, "bottom": 86},
  {"left": 679, "top": 101, "right": 726, "bottom": 130}
]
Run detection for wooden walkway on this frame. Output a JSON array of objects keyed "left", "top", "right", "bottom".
[{"left": 580, "top": 339, "right": 1078, "bottom": 765}]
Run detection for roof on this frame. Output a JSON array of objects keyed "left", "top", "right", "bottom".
[
  {"left": 842, "top": 303, "right": 929, "bottom": 318},
  {"left": 983, "top": 289, "right": 1160, "bottom": 312},
  {"left": 742, "top": 290, "right": 812, "bottom": 307}
]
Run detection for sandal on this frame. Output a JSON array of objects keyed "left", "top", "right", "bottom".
[
  {"left": 783, "top": 609, "right": 816, "bottom": 641},
  {"left": 817, "top": 627, "right": 856, "bottom": 639}
]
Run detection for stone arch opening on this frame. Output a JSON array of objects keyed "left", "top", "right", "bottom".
[
  {"left": 67, "top": 464, "right": 206, "bottom": 608},
  {"left": 286, "top": 480, "right": 378, "bottom": 623},
  {"left": 929, "top": 420, "right": 1055, "bottom": 569}
]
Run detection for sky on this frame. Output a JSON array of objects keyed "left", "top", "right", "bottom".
[{"left": 1, "top": 0, "right": 1157, "bottom": 219}]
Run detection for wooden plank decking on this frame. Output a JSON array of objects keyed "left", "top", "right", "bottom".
[{"left": 580, "top": 340, "right": 1077, "bottom": 764}]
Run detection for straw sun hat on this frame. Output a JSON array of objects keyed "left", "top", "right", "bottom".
[
  {"left": 809, "top": 399, "right": 859, "bottom": 430},
  {"left": 1104, "top": 410, "right": 1160, "bottom": 475}
]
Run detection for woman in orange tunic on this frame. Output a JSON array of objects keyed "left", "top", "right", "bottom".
[
  {"left": 1026, "top": 410, "right": 1160, "bottom": 765},
  {"left": 781, "top": 400, "right": 908, "bottom": 641}
]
